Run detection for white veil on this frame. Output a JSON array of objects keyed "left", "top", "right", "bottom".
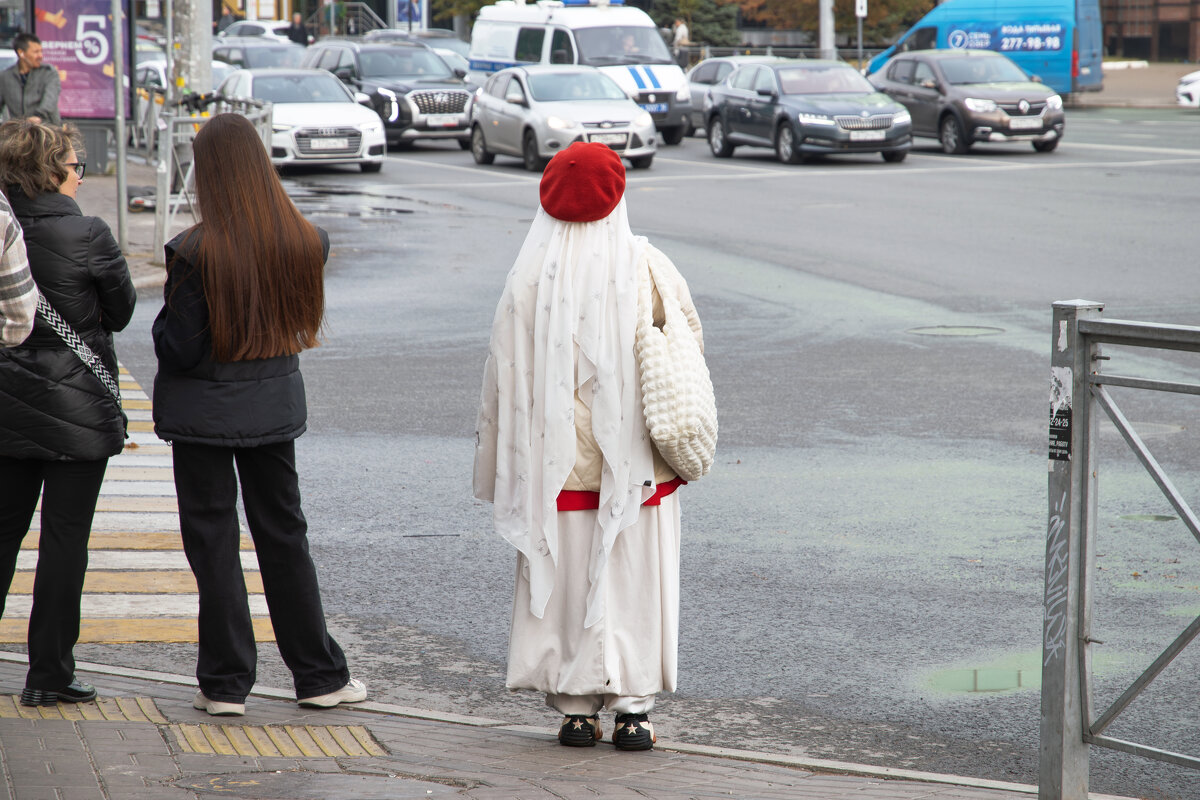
[{"left": 474, "top": 198, "right": 656, "bottom": 627}]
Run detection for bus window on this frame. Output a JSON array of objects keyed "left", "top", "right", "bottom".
[
  {"left": 899, "top": 26, "right": 937, "bottom": 53},
  {"left": 550, "top": 29, "right": 574, "bottom": 64},
  {"left": 515, "top": 27, "right": 545, "bottom": 63}
]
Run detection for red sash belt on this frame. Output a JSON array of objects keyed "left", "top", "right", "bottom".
[{"left": 556, "top": 477, "right": 685, "bottom": 512}]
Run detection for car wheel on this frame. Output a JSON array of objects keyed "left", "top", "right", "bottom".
[
  {"left": 708, "top": 117, "right": 733, "bottom": 158},
  {"left": 882, "top": 150, "right": 907, "bottom": 163},
  {"left": 1033, "top": 139, "right": 1059, "bottom": 153},
  {"left": 360, "top": 161, "right": 382, "bottom": 173},
  {"left": 471, "top": 125, "right": 494, "bottom": 165},
  {"left": 661, "top": 125, "right": 685, "bottom": 145},
  {"left": 629, "top": 155, "right": 653, "bottom": 169},
  {"left": 681, "top": 116, "right": 694, "bottom": 138},
  {"left": 775, "top": 123, "right": 802, "bottom": 165},
  {"left": 522, "top": 130, "right": 546, "bottom": 172},
  {"left": 939, "top": 115, "right": 969, "bottom": 155}
]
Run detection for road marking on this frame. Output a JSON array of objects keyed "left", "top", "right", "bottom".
[{"left": 8, "top": 367, "right": 273, "bottom": 645}]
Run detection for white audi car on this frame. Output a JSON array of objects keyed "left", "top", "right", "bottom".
[
  {"left": 217, "top": 68, "right": 387, "bottom": 172},
  {"left": 1177, "top": 69, "right": 1200, "bottom": 108}
]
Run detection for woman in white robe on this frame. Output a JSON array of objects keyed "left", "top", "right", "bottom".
[{"left": 473, "top": 142, "right": 704, "bottom": 751}]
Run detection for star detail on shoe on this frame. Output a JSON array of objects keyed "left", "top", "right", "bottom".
[
  {"left": 622, "top": 722, "right": 639, "bottom": 735},
  {"left": 571, "top": 719, "right": 586, "bottom": 731}
]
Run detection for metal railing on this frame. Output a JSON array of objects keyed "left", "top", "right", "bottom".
[
  {"left": 1040, "top": 301, "right": 1200, "bottom": 799},
  {"left": 680, "top": 44, "right": 887, "bottom": 71},
  {"left": 307, "top": 2, "right": 386, "bottom": 38},
  {"left": 150, "top": 97, "right": 272, "bottom": 264}
]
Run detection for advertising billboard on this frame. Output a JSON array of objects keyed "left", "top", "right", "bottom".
[{"left": 35, "top": 0, "right": 132, "bottom": 119}]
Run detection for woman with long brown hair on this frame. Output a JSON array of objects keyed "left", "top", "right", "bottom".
[{"left": 152, "top": 113, "right": 365, "bottom": 716}]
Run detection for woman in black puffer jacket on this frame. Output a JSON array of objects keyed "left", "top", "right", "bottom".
[{"left": 0, "top": 121, "right": 135, "bottom": 706}]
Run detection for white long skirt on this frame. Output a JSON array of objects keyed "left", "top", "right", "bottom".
[{"left": 506, "top": 492, "right": 681, "bottom": 701}]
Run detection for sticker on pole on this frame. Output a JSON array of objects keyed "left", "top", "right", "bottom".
[{"left": 1048, "top": 366, "right": 1072, "bottom": 461}]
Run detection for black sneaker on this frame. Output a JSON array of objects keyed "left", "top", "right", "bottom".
[
  {"left": 557, "top": 714, "right": 601, "bottom": 747},
  {"left": 612, "top": 713, "right": 655, "bottom": 751},
  {"left": 21, "top": 679, "right": 98, "bottom": 707}
]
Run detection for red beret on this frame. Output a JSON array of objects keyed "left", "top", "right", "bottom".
[{"left": 539, "top": 142, "right": 626, "bottom": 223}]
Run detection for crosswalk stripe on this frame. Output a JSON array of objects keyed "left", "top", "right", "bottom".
[{"left": 6, "top": 366, "right": 274, "bottom": 644}]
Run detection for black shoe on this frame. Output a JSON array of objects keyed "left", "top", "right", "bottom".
[
  {"left": 557, "top": 714, "right": 601, "bottom": 747},
  {"left": 612, "top": 713, "right": 655, "bottom": 751},
  {"left": 20, "top": 679, "right": 98, "bottom": 707}
]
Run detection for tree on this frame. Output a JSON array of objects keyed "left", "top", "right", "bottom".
[{"left": 734, "top": 0, "right": 932, "bottom": 44}]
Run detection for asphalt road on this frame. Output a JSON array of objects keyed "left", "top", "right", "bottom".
[{"left": 107, "top": 106, "right": 1200, "bottom": 799}]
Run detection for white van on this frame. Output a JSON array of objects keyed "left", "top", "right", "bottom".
[{"left": 469, "top": 0, "right": 691, "bottom": 144}]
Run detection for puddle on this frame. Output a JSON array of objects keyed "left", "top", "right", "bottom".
[
  {"left": 295, "top": 207, "right": 413, "bottom": 218},
  {"left": 927, "top": 667, "right": 1034, "bottom": 693},
  {"left": 906, "top": 325, "right": 1005, "bottom": 337},
  {"left": 1120, "top": 514, "right": 1179, "bottom": 522}
]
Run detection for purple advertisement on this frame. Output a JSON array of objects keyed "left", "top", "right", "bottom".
[{"left": 35, "top": 0, "right": 132, "bottom": 119}]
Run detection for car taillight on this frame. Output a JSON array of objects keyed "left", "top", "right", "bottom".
[{"left": 1071, "top": 48, "right": 1079, "bottom": 78}]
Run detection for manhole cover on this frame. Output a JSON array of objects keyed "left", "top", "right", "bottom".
[{"left": 906, "top": 325, "right": 1005, "bottom": 337}]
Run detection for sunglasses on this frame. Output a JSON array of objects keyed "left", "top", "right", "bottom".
[{"left": 64, "top": 161, "right": 86, "bottom": 179}]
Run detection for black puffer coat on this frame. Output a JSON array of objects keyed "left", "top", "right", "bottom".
[
  {"left": 151, "top": 228, "right": 329, "bottom": 447},
  {"left": 0, "top": 190, "right": 136, "bottom": 461}
]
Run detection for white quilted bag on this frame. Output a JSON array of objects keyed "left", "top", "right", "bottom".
[{"left": 635, "top": 259, "right": 717, "bottom": 481}]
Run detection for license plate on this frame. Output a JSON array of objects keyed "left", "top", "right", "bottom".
[
  {"left": 849, "top": 129, "right": 885, "bottom": 141},
  {"left": 1009, "top": 116, "right": 1043, "bottom": 130},
  {"left": 426, "top": 114, "right": 459, "bottom": 127},
  {"left": 310, "top": 137, "right": 348, "bottom": 150},
  {"left": 639, "top": 102, "right": 668, "bottom": 114},
  {"left": 589, "top": 132, "right": 627, "bottom": 146}
]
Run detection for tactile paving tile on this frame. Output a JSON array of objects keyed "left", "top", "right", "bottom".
[
  {"left": 0, "top": 695, "right": 167, "bottom": 722},
  {"left": 167, "top": 723, "right": 388, "bottom": 757}
]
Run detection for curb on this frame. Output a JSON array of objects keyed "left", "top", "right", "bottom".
[{"left": 0, "top": 650, "right": 1137, "bottom": 799}]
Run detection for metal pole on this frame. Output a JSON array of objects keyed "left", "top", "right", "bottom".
[
  {"left": 152, "top": 117, "right": 171, "bottom": 265},
  {"left": 111, "top": 0, "right": 128, "bottom": 250},
  {"left": 856, "top": 17, "right": 863, "bottom": 71},
  {"left": 1039, "top": 299, "right": 1104, "bottom": 800},
  {"left": 164, "top": 0, "right": 174, "bottom": 106},
  {"left": 818, "top": 0, "right": 835, "bottom": 60}
]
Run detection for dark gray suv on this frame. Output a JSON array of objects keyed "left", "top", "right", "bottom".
[
  {"left": 301, "top": 38, "right": 473, "bottom": 148},
  {"left": 869, "top": 49, "right": 1064, "bottom": 154}
]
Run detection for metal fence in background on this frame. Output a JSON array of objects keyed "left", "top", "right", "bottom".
[
  {"left": 150, "top": 97, "right": 272, "bottom": 264},
  {"left": 678, "top": 44, "right": 888, "bottom": 71},
  {"left": 1040, "top": 301, "right": 1200, "bottom": 799}
]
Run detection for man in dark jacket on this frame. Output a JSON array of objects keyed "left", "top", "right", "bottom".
[
  {"left": 285, "top": 13, "right": 308, "bottom": 46},
  {"left": 0, "top": 34, "right": 61, "bottom": 125}
]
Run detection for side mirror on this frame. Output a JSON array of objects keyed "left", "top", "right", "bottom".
[
  {"left": 354, "top": 91, "right": 371, "bottom": 105},
  {"left": 918, "top": 78, "right": 937, "bottom": 90},
  {"left": 504, "top": 91, "right": 526, "bottom": 106},
  {"left": 453, "top": 67, "right": 467, "bottom": 79},
  {"left": 756, "top": 88, "right": 777, "bottom": 99},
  {"left": 551, "top": 49, "right": 570, "bottom": 64},
  {"left": 1030, "top": 74, "right": 1043, "bottom": 84},
  {"left": 333, "top": 66, "right": 353, "bottom": 81}
]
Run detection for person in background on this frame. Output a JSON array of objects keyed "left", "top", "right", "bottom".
[
  {"left": 0, "top": 120, "right": 135, "bottom": 706},
  {"left": 286, "top": 12, "right": 308, "bottom": 46},
  {"left": 0, "top": 34, "right": 61, "bottom": 125},
  {"left": 216, "top": 9, "right": 236, "bottom": 33},
  {"left": 153, "top": 113, "right": 366, "bottom": 718},
  {"left": 671, "top": 18, "right": 690, "bottom": 68},
  {"left": 0, "top": 191, "right": 35, "bottom": 346},
  {"left": 474, "top": 142, "right": 705, "bottom": 751}
]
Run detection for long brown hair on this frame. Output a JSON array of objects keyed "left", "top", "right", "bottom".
[{"left": 178, "top": 113, "right": 324, "bottom": 362}]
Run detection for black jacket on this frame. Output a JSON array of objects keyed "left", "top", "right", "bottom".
[
  {"left": 152, "top": 228, "right": 329, "bottom": 448},
  {"left": 0, "top": 190, "right": 135, "bottom": 461}
]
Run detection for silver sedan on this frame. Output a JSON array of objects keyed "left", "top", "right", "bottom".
[{"left": 469, "top": 65, "right": 657, "bottom": 171}]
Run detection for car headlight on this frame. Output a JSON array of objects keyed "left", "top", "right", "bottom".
[
  {"left": 1046, "top": 94, "right": 1063, "bottom": 110},
  {"left": 964, "top": 97, "right": 997, "bottom": 113},
  {"left": 362, "top": 122, "right": 383, "bottom": 135},
  {"left": 272, "top": 123, "right": 293, "bottom": 133},
  {"left": 378, "top": 87, "right": 400, "bottom": 122},
  {"left": 892, "top": 110, "right": 911, "bottom": 126},
  {"left": 634, "top": 111, "right": 653, "bottom": 128},
  {"left": 796, "top": 112, "right": 835, "bottom": 126},
  {"left": 546, "top": 115, "right": 576, "bottom": 131},
  {"left": 675, "top": 83, "right": 689, "bottom": 102}
]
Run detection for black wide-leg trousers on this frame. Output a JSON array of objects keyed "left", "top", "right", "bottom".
[
  {"left": 0, "top": 456, "right": 107, "bottom": 691},
  {"left": 171, "top": 440, "right": 348, "bottom": 703}
]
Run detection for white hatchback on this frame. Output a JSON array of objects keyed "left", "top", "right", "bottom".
[{"left": 217, "top": 68, "right": 387, "bottom": 173}]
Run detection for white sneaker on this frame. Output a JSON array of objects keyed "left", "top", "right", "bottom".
[
  {"left": 193, "top": 690, "right": 245, "bottom": 716},
  {"left": 297, "top": 678, "right": 367, "bottom": 709}
]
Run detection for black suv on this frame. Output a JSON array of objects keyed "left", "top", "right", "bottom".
[{"left": 301, "top": 39, "right": 472, "bottom": 148}]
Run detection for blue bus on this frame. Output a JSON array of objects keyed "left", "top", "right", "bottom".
[{"left": 866, "top": 0, "right": 1103, "bottom": 97}]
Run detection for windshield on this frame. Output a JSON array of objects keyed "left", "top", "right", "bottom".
[
  {"left": 941, "top": 56, "right": 1029, "bottom": 84},
  {"left": 575, "top": 26, "right": 673, "bottom": 66},
  {"left": 245, "top": 46, "right": 304, "bottom": 68},
  {"left": 777, "top": 66, "right": 875, "bottom": 94},
  {"left": 360, "top": 48, "right": 453, "bottom": 79},
  {"left": 253, "top": 74, "right": 353, "bottom": 103},
  {"left": 527, "top": 71, "right": 628, "bottom": 102}
]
